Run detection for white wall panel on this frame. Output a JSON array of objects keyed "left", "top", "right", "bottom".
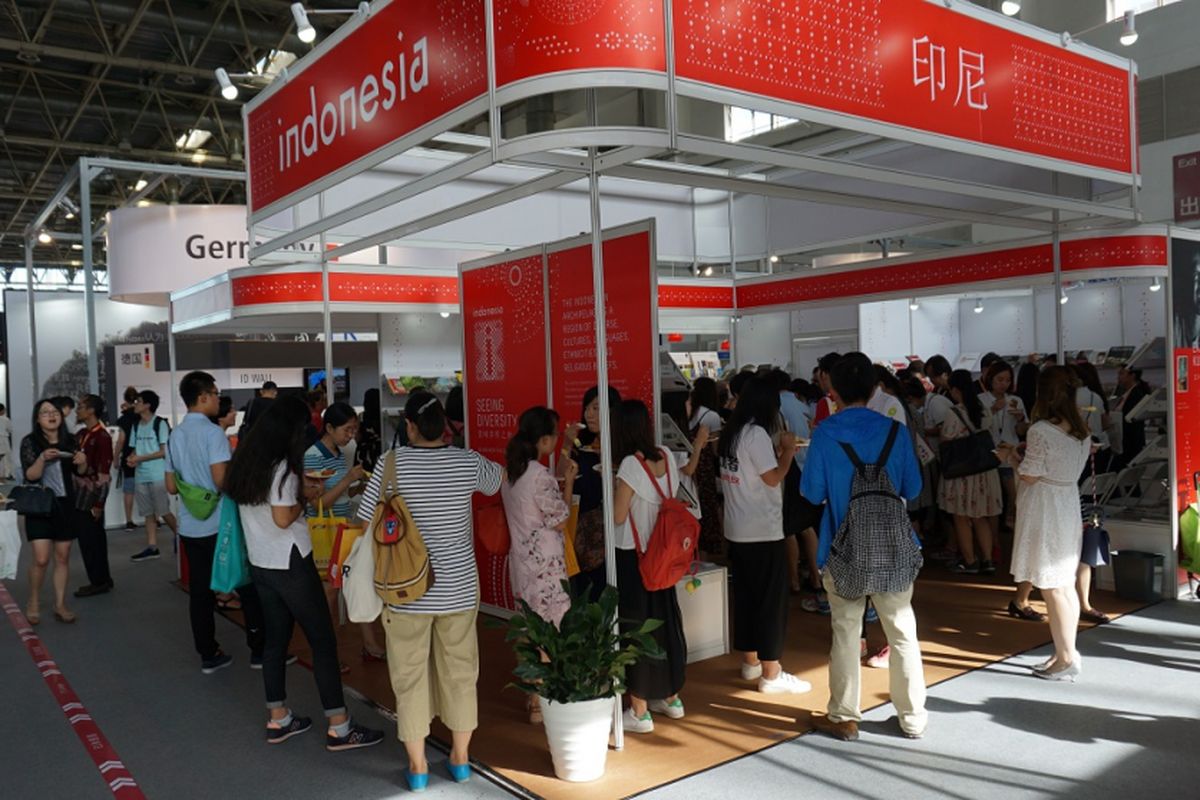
[
  {"left": 736, "top": 311, "right": 792, "bottom": 371},
  {"left": 859, "top": 299, "right": 912, "bottom": 363},
  {"left": 911, "top": 298, "right": 960, "bottom": 362},
  {"left": 959, "top": 295, "right": 1036, "bottom": 358}
]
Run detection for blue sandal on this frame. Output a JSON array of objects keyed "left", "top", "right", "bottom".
[{"left": 404, "top": 770, "right": 429, "bottom": 792}]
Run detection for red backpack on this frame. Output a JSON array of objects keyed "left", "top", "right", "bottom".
[{"left": 628, "top": 450, "right": 701, "bottom": 591}]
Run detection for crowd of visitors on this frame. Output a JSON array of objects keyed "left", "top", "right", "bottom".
[{"left": 8, "top": 344, "right": 1146, "bottom": 782}]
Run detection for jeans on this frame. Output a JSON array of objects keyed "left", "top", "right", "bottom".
[
  {"left": 76, "top": 509, "right": 111, "bottom": 586},
  {"left": 182, "top": 534, "right": 265, "bottom": 660},
  {"left": 251, "top": 546, "right": 346, "bottom": 717}
]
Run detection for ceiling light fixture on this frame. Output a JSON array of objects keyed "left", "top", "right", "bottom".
[
  {"left": 1001, "top": 1, "right": 1020, "bottom": 16},
  {"left": 215, "top": 67, "right": 238, "bottom": 100},
  {"left": 71, "top": 243, "right": 83, "bottom": 251},
  {"left": 909, "top": 298, "right": 920, "bottom": 311},
  {"left": 703, "top": 265, "right": 714, "bottom": 277},
  {"left": 973, "top": 299, "right": 984, "bottom": 314},
  {"left": 439, "top": 311, "right": 451, "bottom": 319},
  {"left": 1059, "top": 290, "right": 1069, "bottom": 305},
  {"left": 769, "top": 254, "right": 780, "bottom": 264},
  {"left": 1062, "top": 9, "right": 1138, "bottom": 47},
  {"left": 37, "top": 230, "right": 53, "bottom": 244},
  {"left": 134, "top": 179, "right": 148, "bottom": 192},
  {"left": 1150, "top": 276, "right": 1162, "bottom": 292},
  {"left": 291, "top": 3, "right": 317, "bottom": 43}
]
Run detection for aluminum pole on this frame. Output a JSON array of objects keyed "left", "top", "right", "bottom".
[
  {"left": 588, "top": 151, "right": 623, "bottom": 752},
  {"left": 25, "top": 235, "right": 39, "bottom": 404},
  {"left": 320, "top": 192, "right": 334, "bottom": 408},
  {"left": 80, "top": 158, "right": 99, "bottom": 393},
  {"left": 167, "top": 302, "right": 178, "bottom": 427},
  {"left": 727, "top": 191, "right": 738, "bottom": 370},
  {"left": 1052, "top": 208, "right": 1064, "bottom": 362}
]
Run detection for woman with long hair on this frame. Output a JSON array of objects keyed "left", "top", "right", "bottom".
[
  {"left": 687, "top": 377, "right": 724, "bottom": 557},
  {"left": 939, "top": 369, "right": 1003, "bottom": 575},
  {"left": 1070, "top": 362, "right": 1114, "bottom": 624},
  {"left": 1016, "top": 361, "right": 1041, "bottom": 425},
  {"left": 356, "top": 388, "right": 382, "bottom": 472},
  {"left": 19, "top": 399, "right": 85, "bottom": 624},
  {"left": 502, "top": 407, "right": 578, "bottom": 724},
  {"left": 503, "top": 406, "right": 577, "bottom": 627},
  {"left": 305, "top": 402, "right": 386, "bottom": 663},
  {"left": 225, "top": 396, "right": 383, "bottom": 752},
  {"left": 612, "top": 399, "right": 707, "bottom": 732},
  {"left": 718, "top": 378, "right": 809, "bottom": 696},
  {"left": 357, "top": 391, "right": 503, "bottom": 789},
  {"left": 999, "top": 366, "right": 1093, "bottom": 681},
  {"left": 566, "top": 385, "right": 621, "bottom": 601}
]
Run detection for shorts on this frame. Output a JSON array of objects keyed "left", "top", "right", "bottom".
[
  {"left": 123, "top": 477, "right": 136, "bottom": 496},
  {"left": 135, "top": 482, "right": 171, "bottom": 517}
]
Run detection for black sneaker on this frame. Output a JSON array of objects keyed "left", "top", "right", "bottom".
[
  {"left": 266, "top": 716, "right": 312, "bottom": 745},
  {"left": 326, "top": 723, "right": 385, "bottom": 752},
  {"left": 74, "top": 581, "right": 113, "bottom": 598},
  {"left": 124, "top": 522, "right": 136, "bottom": 531},
  {"left": 201, "top": 652, "right": 234, "bottom": 674},
  {"left": 951, "top": 560, "right": 981, "bottom": 575},
  {"left": 979, "top": 560, "right": 997, "bottom": 575},
  {"left": 131, "top": 547, "right": 160, "bottom": 562},
  {"left": 250, "top": 653, "right": 299, "bottom": 670}
]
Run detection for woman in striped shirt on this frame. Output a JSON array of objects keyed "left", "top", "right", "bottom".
[{"left": 357, "top": 391, "right": 503, "bottom": 791}]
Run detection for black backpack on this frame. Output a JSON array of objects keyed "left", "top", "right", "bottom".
[{"left": 827, "top": 421, "right": 923, "bottom": 599}]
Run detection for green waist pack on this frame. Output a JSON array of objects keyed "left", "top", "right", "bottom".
[{"left": 176, "top": 475, "right": 221, "bottom": 520}]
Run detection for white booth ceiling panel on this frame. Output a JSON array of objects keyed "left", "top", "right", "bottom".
[{"left": 765, "top": 197, "right": 942, "bottom": 254}]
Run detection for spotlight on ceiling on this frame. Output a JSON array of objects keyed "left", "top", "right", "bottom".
[
  {"left": 1120, "top": 10, "right": 1138, "bottom": 46},
  {"left": 291, "top": 3, "right": 317, "bottom": 44},
  {"left": 439, "top": 311, "right": 451, "bottom": 319},
  {"left": 973, "top": 299, "right": 984, "bottom": 314},
  {"left": 215, "top": 67, "right": 238, "bottom": 100},
  {"left": 909, "top": 299, "right": 920, "bottom": 311},
  {"left": 37, "top": 230, "right": 53, "bottom": 244},
  {"left": 1150, "top": 277, "right": 1162, "bottom": 292},
  {"left": 1001, "top": 1, "right": 1020, "bottom": 16},
  {"left": 769, "top": 254, "right": 780, "bottom": 264}
]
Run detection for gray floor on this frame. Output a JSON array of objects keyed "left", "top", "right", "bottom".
[
  {"left": 641, "top": 600, "right": 1200, "bottom": 800},
  {"left": 4, "top": 526, "right": 1199, "bottom": 800},
  {"left": 1, "top": 526, "right": 513, "bottom": 800}
]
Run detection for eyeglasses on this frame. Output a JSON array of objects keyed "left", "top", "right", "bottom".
[{"left": 38, "top": 410, "right": 60, "bottom": 418}]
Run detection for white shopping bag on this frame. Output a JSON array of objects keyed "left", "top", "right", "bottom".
[
  {"left": 342, "top": 534, "right": 382, "bottom": 623},
  {"left": 0, "top": 509, "right": 20, "bottom": 580}
]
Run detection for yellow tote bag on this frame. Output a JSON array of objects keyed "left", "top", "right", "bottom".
[
  {"left": 307, "top": 502, "right": 345, "bottom": 576},
  {"left": 562, "top": 498, "right": 581, "bottom": 578}
]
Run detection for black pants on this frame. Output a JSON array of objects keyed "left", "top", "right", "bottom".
[
  {"left": 616, "top": 549, "right": 687, "bottom": 700},
  {"left": 76, "top": 509, "right": 111, "bottom": 586},
  {"left": 251, "top": 546, "right": 346, "bottom": 715},
  {"left": 570, "top": 564, "right": 607, "bottom": 604},
  {"left": 728, "top": 539, "right": 790, "bottom": 662},
  {"left": 182, "top": 534, "right": 265, "bottom": 660}
]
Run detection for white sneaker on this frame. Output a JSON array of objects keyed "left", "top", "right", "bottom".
[
  {"left": 648, "top": 698, "right": 685, "bottom": 719},
  {"left": 759, "top": 671, "right": 813, "bottom": 695},
  {"left": 623, "top": 707, "right": 654, "bottom": 733},
  {"left": 741, "top": 662, "right": 764, "bottom": 681}
]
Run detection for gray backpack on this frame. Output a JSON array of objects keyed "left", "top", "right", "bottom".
[{"left": 827, "top": 422, "right": 923, "bottom": 600}]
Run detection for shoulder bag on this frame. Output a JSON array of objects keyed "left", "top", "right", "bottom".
[{"left": 938, "top": 407, "right": 1001, "bottom": 479}]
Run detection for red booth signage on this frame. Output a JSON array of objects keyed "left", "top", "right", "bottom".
[
  {"left": 672, "top": 0, "right": 1134, "bottom": 177},
  {"left": 1175, "top": 151, "right": 1200, "bottom": 223},
  {"left": 246, "top": 0, "right": 487, "bottom": 213}
]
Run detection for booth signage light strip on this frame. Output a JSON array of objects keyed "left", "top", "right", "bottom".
[{"left": 244, "top": 0, "right": 1137, "bottom": 217}]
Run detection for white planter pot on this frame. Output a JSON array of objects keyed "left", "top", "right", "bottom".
[{"left": 538, "top": 695, "right": 613, "bottom": 782}]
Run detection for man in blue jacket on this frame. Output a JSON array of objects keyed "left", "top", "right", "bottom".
[{"left": 800, "top": 352, "right": 928, "bottom": 741}]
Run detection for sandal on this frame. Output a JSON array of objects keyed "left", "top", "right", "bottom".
[
  {"left": 26, "top": 606, "right": 40, "bottom": 626},
  {"left": 53, "top": 607, "right": 77, "bottom": 624},
  {"left": 361, "top": 647, "right": 386, "bottom": 663},
  {"left": 217, "top": 598, "right": 242, "bottom": 611},
  {"left": 1080, "top": 608, "right": 1111, "bottom": 624},
  {"left": 1007, "top": 601, "right": 1046, "bottom": 622}
]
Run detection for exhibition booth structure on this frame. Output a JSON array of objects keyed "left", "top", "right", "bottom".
[
  {"left": 131, "top": 0, "right": 1196, "bottom": 794},
  {"left": 215, "top": 0, "right": 1151, "bottom": 793}
]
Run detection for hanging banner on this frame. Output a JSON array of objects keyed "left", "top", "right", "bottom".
[
  {"left": 245, "top": 0, "right": 487, "bottom": 214},
  {"left": 1172, "top": 236, "right": 1200, "bottom": 538},
  {"left": 672, "top": 0, "right": 1134, "bottom": 178},
  {"left": 547, "top": 226, "right": 658, "bottom": 420}
]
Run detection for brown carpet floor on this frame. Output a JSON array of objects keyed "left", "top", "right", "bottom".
[{"left": 243, "top": 567, "right": 1144, "bottom": 800}]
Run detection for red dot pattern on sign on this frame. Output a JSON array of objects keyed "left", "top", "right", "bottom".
[
  {"left": 658, "top": 284, "right": 735, "bottom": 308},
  {"left": 738, "top": 235, "right": 1166, "bottom": 310}
]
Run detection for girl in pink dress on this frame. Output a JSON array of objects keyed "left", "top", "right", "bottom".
[{"left": 502, "top": 407, "right": 579, "bottom": 723}]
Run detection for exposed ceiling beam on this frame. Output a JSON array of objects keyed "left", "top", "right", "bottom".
[{"left": 0, "top": 37, "right": 217, "bottom": 80}]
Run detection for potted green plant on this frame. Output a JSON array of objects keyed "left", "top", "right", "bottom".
[{"left": 502, "top": 581, "right": 664, "bottom": 782}]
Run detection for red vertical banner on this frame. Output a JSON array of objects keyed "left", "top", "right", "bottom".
[
  {"left": 1173, "top": 238, "right": 1200, "bottom": 535},
  {"left": 547, "top": 227, "right": 657, "bottom": 422},
  {"left": 462, "top": 252, "right": 548, "bottom": 609}
]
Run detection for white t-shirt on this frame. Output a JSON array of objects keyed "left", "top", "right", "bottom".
[
  {"left": 868, "top": 388, "right": 908, "bottom": 427},
  {"left": 718, "top": 424, "right": 782, "bottom": 543},
  {"left": 239, "top": 462, "right": 312, "bottom": 570},
  {"left": 616, "top": 449, "right": 684, "bottom": 551},
  {"left": 689, "top": 406, "right": 722, "bottom": 433},
  {"left": 924, "top": 393, "right": 955, "bottom": 444},
  {"left": 979, "top": 391, "right": 1027, "bottom": 447}
]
